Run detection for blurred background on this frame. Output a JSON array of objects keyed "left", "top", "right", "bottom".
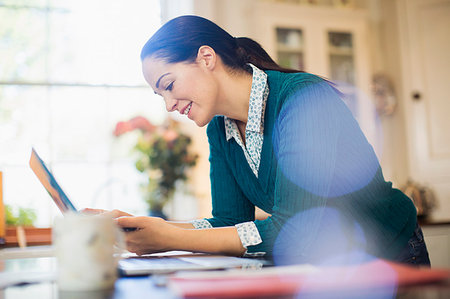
[{"left": 0, "top": 0, "right": 449, "bottom": 241}]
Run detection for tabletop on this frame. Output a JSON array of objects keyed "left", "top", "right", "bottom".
[
  {"left": 0, "top": 256, "right": 177, "bottom": 299},
  {"left": 1, "top": 248, "right": 450, "bottom": 299}
]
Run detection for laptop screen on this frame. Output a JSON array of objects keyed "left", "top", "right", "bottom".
[{"left": 29, "top": 148, "right": 77, "bottom": 213}]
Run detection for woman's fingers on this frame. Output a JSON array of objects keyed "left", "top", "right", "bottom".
[
  {"left": 117, "top": 217, "right": 146, "bottom": 254},
  {"left": 81, "top": 208, "right": 133, "bottom": 218},
  {"left": 116, "top": 216, "right": 143, "bottom": 229},
  {"left": 107, "top": 209, "right": 133, "bottom": 218},
  {"left": 116, "top": 216, "right": 171, "bottom": 255},
  {"left": 81, "top": 208, "right": 107, "bottom": 215}
]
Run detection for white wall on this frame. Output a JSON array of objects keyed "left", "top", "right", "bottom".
[{"left": 366, "top": 0, "right": 410, "bottom": 187}]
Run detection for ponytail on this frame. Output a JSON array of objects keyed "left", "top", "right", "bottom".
[{"left": 234, "top": 37, "right": 301, "bottom": 73}]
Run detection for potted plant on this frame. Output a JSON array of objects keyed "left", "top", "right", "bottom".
[
  {"left": 3, "top": 205, "right": 52, "bottom": 247},
  {"left": 114, "top": 116, "right": 198, "bottom": 219}
]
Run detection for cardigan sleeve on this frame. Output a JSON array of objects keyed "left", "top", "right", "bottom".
[
  {"left": 203, "top": 117, "right": 256, "bottom": 227},
  {"left": 246, "top": 77, "right": 381, "bottom": 261}
]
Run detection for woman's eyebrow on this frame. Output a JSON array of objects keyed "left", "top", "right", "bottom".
[{"left": 156, "top": 73, "right": 170, "bottom": 89}]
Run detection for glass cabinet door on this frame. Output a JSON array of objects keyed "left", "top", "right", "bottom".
[
  {"left": 276, "top": 28, "right": 304, "bottom": 70},
  {"left": 328, "top": 31, "right": 355, "bottom": 85},
  {"left": 328, "top": 31, "right": 358, "bottom": 116}
]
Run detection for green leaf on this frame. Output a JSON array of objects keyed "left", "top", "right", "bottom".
[{"left": 5, "top": 205, "right": 36, "bottom": 226}]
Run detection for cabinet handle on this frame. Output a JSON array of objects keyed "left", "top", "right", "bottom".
[{"left": 412, "top": 91, "right": 422, "bottom": 101}]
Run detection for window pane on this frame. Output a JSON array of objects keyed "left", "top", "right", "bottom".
[
  {"left": 328, "top": 32, "right": 353, "bottom": 49},
  {"left": 278, "top": 52, "right": 304, "bottom": 70},
  {"left": 276, "top": 28, "right": 303, "bottom": 48},
  {"left": 330, "top": 55, "right": 355, "bottom": 84},
  {"left": 0, "top": 7, "right": 47, "bottom": 82},
  {"left": 276, "top": 28, "right": 304, "bottom": 70},
  {"left": 0, "top": 86, "right": 50, "bottom": 165},
  {"left": 328, "top": 31, "right": 354, "bottom": 84},
  {"left": 48, "top": 0, "right": 161, "bottom": 85},
  {"left": 0, "top": 0, "right": 48, "bottom": 7},
  {"left": 48, "top": 87, "right": 110, "bottom": 161},
  {"left": 47, "top": 86, "right": 165, "bottom": 162},
  {"left": 96, "top": 162, "right": 147, "bottom": 214}
]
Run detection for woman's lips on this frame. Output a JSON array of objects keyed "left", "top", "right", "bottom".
[{"left": 182, "top": 102, "right": 193, "bottom": 116}]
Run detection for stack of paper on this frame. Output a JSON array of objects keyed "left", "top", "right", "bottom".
[{"left": 169, "top": 260, "right": 450, "bottom": 298}]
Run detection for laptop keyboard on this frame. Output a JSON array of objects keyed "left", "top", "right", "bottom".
[
  {"left": 118, "top": 254, "right": 268, "bottom": 275},
  {"left": 119, "top": 257, "right": 197, "bottom": 270}
]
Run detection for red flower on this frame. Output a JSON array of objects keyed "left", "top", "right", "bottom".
[
  {"left": 162, "top": 129, "right": 178, "bottom": 143},
  {"left": 113, "top": 116, "right": 156, "bottom": 136}
]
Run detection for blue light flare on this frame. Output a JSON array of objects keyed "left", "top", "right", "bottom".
[{"left": 272, "top": 79, "right": 382, "bottom": 198}]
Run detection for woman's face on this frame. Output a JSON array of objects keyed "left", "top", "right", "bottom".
[{"left": 142, "top": 54, "right": 219, "bottom": 127}]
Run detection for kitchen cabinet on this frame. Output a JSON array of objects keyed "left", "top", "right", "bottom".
[
  {"left": 422, "top": 223, "right": 450, "bottom": 268},
  {"left": 251, "top": 2, "right": 379, "bottom": 153}
]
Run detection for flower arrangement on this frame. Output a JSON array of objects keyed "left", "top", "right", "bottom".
[{"left": 114, "top": 116, "right": 198, "bottom": 216}]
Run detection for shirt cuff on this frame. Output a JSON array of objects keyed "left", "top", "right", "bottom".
[
  {"left": 190, "top": 219, "right": 213, "bottom": 229},
  {"left": 235, "top": 222, "right": 266, "bottom": 257}
]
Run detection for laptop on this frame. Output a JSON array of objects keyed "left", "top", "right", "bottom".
[
  {"left": 29, "top": 148, "right": 268, "bottom": 275},
  {"left": 29, "top": 148, "right": 77, "bottom": 213}
]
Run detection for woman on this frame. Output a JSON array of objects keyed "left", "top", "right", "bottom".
[{"left": 87, "top": 15, "right": 430, "bottom": 266}]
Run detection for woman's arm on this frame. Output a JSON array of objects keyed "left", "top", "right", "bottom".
[
  {"left": 83, "top": 208, "right": 196, "bottom": 229},
  {"left": 83, "top": 208, "right": 244, "bottom": 254},
  {"left": 117, "top": 216, "right": 246, "bottom": 256},
  {"left": 166, "top": 221, "right": 195, "bottom": 229}
]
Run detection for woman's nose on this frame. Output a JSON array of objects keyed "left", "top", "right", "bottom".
[{"left": 164, "top": 96, "right": 177, "bottom": 112}]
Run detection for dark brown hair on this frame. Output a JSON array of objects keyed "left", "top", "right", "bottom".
[{"left": 140, "top": 15, "right": 301, "bottom": 73}]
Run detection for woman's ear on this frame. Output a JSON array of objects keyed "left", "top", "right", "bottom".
[{"left": 196, "top": 46, "right": 216, "bottom": 70}]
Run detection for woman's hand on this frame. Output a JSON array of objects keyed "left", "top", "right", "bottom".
[
  {"left": 81, "top": 208, "right": 133, "bottom": 218},
  {"left": 116, "top": 216, "right": 179, "bottom": 255}
]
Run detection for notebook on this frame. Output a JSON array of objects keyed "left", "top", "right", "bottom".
[{"left": 29, "top": 148, "right": 268, "bottom": 276}]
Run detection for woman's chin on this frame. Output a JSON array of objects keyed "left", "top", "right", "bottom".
[
  {"left": 194, "top": 120, "right": 208, "bottom": 127},
  {"left": 193, "top": 116, "right": 212, "bottom": 127}
]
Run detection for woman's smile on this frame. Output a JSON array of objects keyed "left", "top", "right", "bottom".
[{"left": 181, "top": 102, "right": 193, "bottom": 116}]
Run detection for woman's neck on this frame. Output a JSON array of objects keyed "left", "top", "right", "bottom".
[{"left": 215, "top": 69, "right": 253, "bottom": 124}]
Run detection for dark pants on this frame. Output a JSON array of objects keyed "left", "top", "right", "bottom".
[{"left": 393, "top": 223, "right": 431, "bottom": 266}]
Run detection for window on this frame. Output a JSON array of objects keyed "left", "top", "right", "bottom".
[
  {"left": 276, "top": 27, "right": 304, "bottom": 70},
  {"left": 0, "top": 0, "right": 165, "bottom": 226}
]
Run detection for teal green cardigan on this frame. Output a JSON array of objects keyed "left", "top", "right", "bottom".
[{"left": 205, "top": 71, "right": 416, "bottom": 261}]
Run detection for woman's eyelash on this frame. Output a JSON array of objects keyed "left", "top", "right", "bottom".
[{"left": 165, "top": 82, "right": 174, "bottom": 91}]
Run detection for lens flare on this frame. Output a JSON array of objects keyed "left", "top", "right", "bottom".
[
  {"left": 273, "top": 207, "right": 372, "bottom": 267},
  {"left": 273, "top": 207, "right": 397, "bottom": 298},
  {"left": 273, "top": 80, "right": 383, "bottom": 198}
]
